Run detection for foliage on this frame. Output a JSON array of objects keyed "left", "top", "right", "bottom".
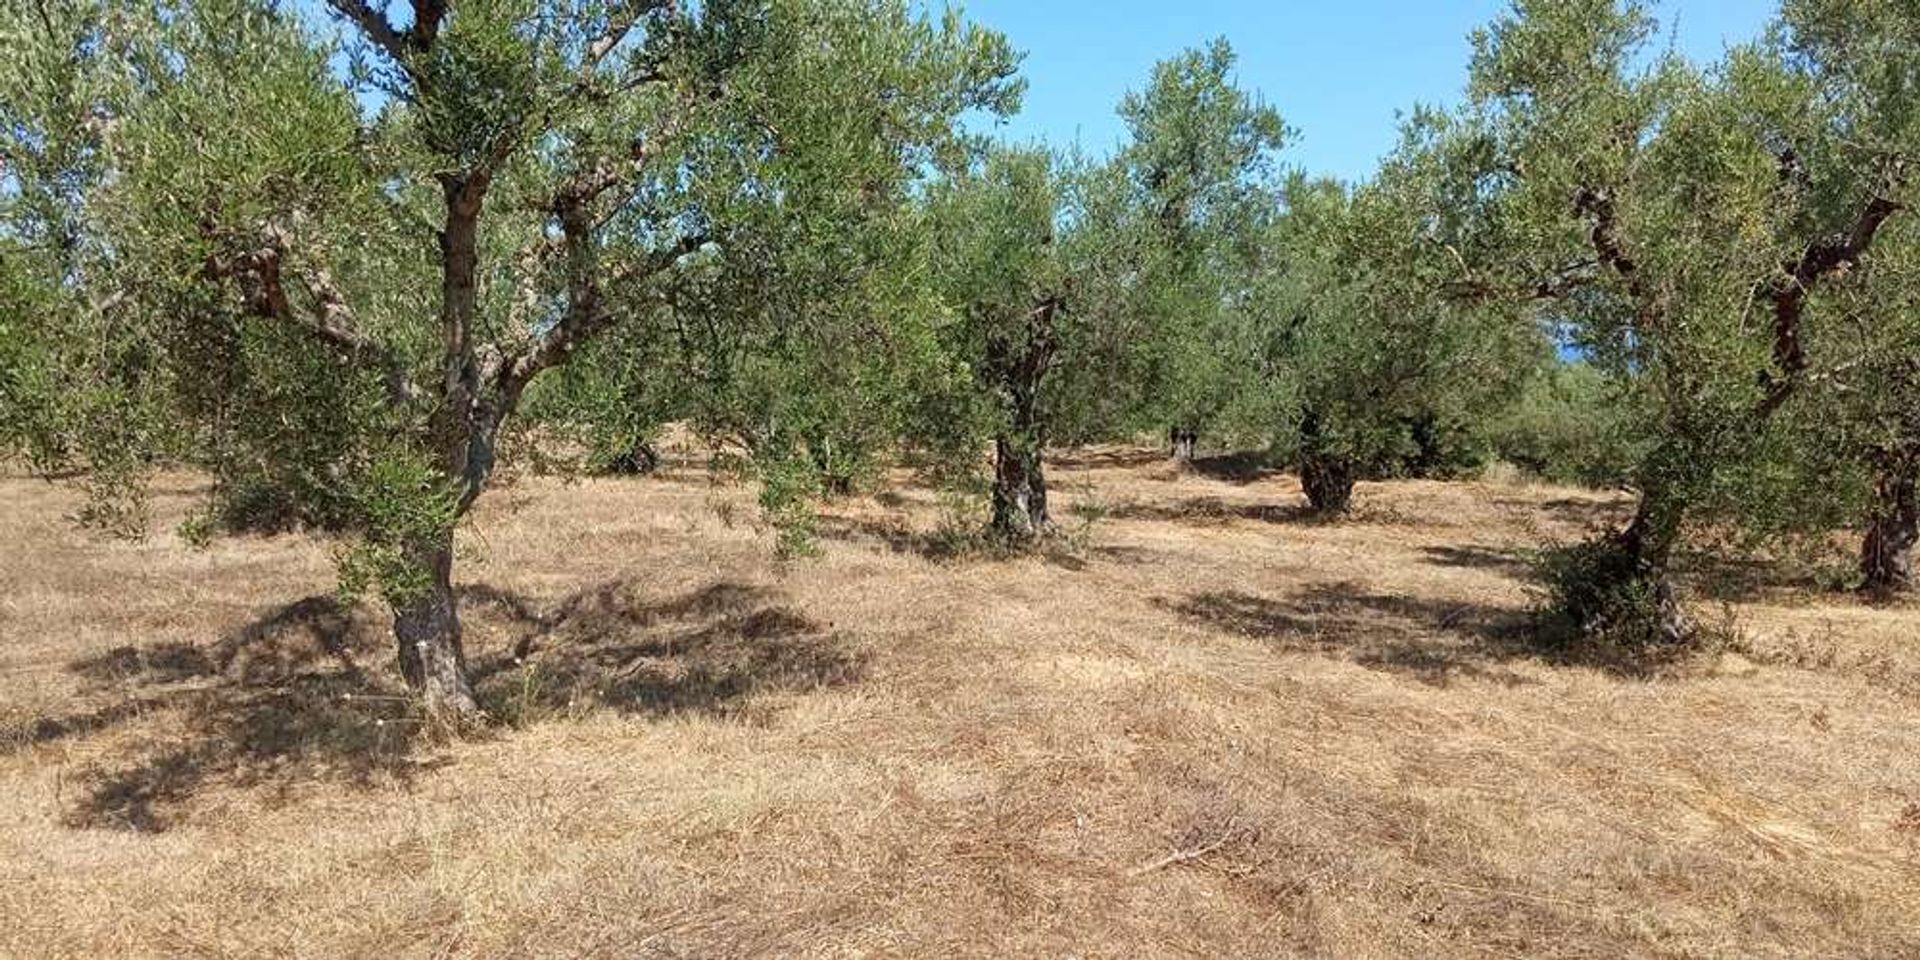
[
  {"left": 1054, "top": 39, "right": 1289, "bottom": 449},
  {"left": 1489, "top": 361, "right": 1650, "bottom": 487},
  {"left": 0, "top": 0, "right": 1026, "bottom": 708},
  {"left": 1462, "top": 0, "right": 1917, "bottom": 637},
  {"left": 1259, "top": 114, "right": 1540, "bottom": 510},
  {"left": 920, "top": 145, "right": 1070, "bottom": 537}
]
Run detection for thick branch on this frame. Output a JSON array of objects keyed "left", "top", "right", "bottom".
[
  {"left": 1573, "top": 187, "right": 1643, "bottom": 288},
  {"left": 217, "top": 224, "right": 419, "bottom": 406},
  {"left": 1572, "top": 184, "right": 1669, "bottom": 336},
  {"left": 495, "top": 232, "right": 708, "bottom": 405},
  {"left": 324, "top": 1, "right": 411, "bottom": 62},
  {"left": 409, "top": 0, "right": 447, "bottom": 51},
  {"left": 1440, "top": 259, "right": 1599, "bottom": 304},
  {"left": 587, "top": 1, "right": 676, "bottom": 66},
  {"left": 1758, "top": 193, "right": 1905, "bottom": 415}
]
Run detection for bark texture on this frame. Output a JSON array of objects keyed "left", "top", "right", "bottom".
[
  {"left": 1299, "top": 451, "right": 1355, "bottom": 515},
  {"left": 391, "top": 537, "right": 478, "bottom": 716},
  {"left": 609, "top": 439, "right": 661, "bottom": 476},
  {"left": 991, "top": 435, "right": 1051, "bottom": 542},
  {"left": 1564, "top": 486, "right": 1691, "bottom": 645},
  {"left": 1862, "top": 453, "right": 1918, "bottom": 595},
  {"left": 1169, "top": 428, "right": 1197, "bottom": 464},
  {"left": 986, "top": 297, "right": 1061, "bottom": 544},
  {"left": 1297, "top": 410, "right": 1354, "bottom": 515}
]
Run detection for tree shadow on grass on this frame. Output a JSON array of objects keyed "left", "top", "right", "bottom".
[
  {"left": 1489, "top": 495, "right": 1628, "bottom": 530},
  {"left": 462, "top": 580, "right": 864, "bottom": 723},
  {"left": 50, "top": 582, "right": 860, "bottom": 832},
  {"left": 1047, "top": 448, "right": 1167, "bottom": 472},
  {"left": 813, "top": 514, "right": 967, "bottom": 560},
  {"left": 1157, "top": 582, "right": 1581, "bottom": 687},
  {"left": 1106, "top": 495, "right": 1320, "bottom": 528},
  {"left": 1420, "top": 544, "right": 1537, "bottom": 579},
  {"left": 1185, "top": 450, "right": 1285, "bottom": 485},
  {"left": 1676, "top": 547, "right": 1844, "bottom": 604},
  {"left": 55, "top": 597, "right": 415, "bottom": 832}
]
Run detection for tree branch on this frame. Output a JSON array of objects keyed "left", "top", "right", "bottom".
[
  {"left": 216, "top": 223, "right": 420, "bottom": 407},
  {"left": 1758, "top": 193, "right": 1905, "bottom": 415},
  {"left": 324, "top": 1, "right": 411, "bottom": 62},
  {"left": 408, "top": 0, "right": 447, "bottom": 51},
  {"left": 495, "top": 232, "right": 708, "bottom": 406}
]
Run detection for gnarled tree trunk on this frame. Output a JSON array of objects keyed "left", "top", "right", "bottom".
[
  {"left": 1861, "top": 452, "right": 1918, "bottom": 595},
  {"left": 609, "top": 438, "right": 660, "bottom": 476},
  {"left": 991, "top": 434, "right": 1051, "bottom": 542},
  {"left": 1297, "top": 409, "right": 1355, "bottom": 515},
  {"left": 1563, "top": 483, "right": 1691, "bottom": 645},
  {"left": 986, "top": 297, "right": 1060, "bottom": 544},
  {"left": 1300, "top": 450, "right": 1355, "bottom": 515},
  {"left": 1169, "top": 427, "right": 1197, "bottom": 464},
  {"left": 391, "top": 535, "right": 478, "bottom": 717}
]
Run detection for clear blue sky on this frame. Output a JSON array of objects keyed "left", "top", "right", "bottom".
[{"left": 958, "top": 0, "right": 1777, "bottom": 181}]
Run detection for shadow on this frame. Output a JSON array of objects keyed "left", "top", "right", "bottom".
[
  {"left": 463, "top": 580, "right": 864, "bottom": 722},
  {"left": 1156, "top": 583, "right": 1546, "bottom": 687},
  {"left": 1089, "top": 544, "right": 1163, "bottom": 566},
  {"left": 1106, "top": 496, "right": 1319, "bottom": 528},
  {"left": 813, "top": 514, "right": 966, "bottom": 561},
  {"left": 1048, "top": 448, "right": 1166, "bottom": 472},
  {"left": 1491, "top": 496, "right": 1627, "bottom": 530},
  {"left": 1421, "top": 544, "right": 1535, "bottom": 579},
  {"left": 53, "top": 579, "right": 860, "bottom": 832},
  {"left": 1679, "top": 549, "right": 1836, "bottom": 604},
  {"left": 57, "top": 597, "right": 416, "bottom": 832},
  {"left": 1186, "top": 450, "right": 1284, "bottom": 485}
]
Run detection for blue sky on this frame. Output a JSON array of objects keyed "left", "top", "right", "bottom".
[{"left": 959, "top": 0, "right": 1777, "bottom": 181}]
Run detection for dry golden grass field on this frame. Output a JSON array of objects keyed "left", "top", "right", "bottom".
[{"left": 4, "top": 447, "right": 1919, "bottom": 958}]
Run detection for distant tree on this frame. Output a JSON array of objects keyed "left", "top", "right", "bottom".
[
  {"left": 924, "top": 147, "right": 1071, "bottom": 543},
  {"left": 1761, "top": 216, "right": 1920, "bottom": 595},
  {"left": 1061, "top": 39, "right": 1287, "bottom": 462},
  {"left": 0, "top": 1, "right": 180, "bottom": 528},
  {"left": 0, "top": 0, "right": 1020, "bottom": 716},
  {"left": 1263, "top": 114, "right": 1539, "bottom": 515},
  {"left": 1488, "top": 361, "right": 1651, "bottom": 487},
  {"left": 1467, "top": 0, "right": 1915, "bottom": 643}
]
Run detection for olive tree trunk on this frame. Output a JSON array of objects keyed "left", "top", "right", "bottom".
[
  {"left": 1861, "top": 454, "right": 1918, "bottom": 595},
  {"left": 986, "top": 297, "right": 1061, "bottom": 544},
  {"left": 390, "top": 536, "right": 478, "bottom": 717},
  {"left": 1169, "top": 427, "right": 1197, "bottom": 464},
  {"left": 1560, "top": 484, "right": 1692, "bottom": 645},
  {"left": 609, "top": 438, "right": 660, "bottom": 475},
  {"left": 1297, "top": 410, "right": 1355, "bottom": 515},
  {"left": 1300, "top": 451, "right": 1355, "bottom": 515},
  {"left": 991, "top": 434, "right": 1051, "bottom": 542}
]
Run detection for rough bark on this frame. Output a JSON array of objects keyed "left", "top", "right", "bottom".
[
  {"left": 391, "top": 536, "right": 478, "bottom": 717},
  {"left": 1297, "top": 410, "right": 1354, "bottom": 515},
  {"left": 991, "top": 434, "right": 1051, "bottom": 542},
  {"left": 1299, "top": 451, "right": 1355, "bottom": 515},
  {"left": 1861, "top": 453, "right": 1918, "bottom": 595},
  {"left": 1169, "top": 428, "right": 1197, "bottom": 464},
  {"left": 609, "top": 439, "right": 661, "bottom": 476},
  {"left": 986, "top": 297, "right": 1060, "bottom": 544},
  {"left": 1570, "top": 485, "right": 1692, "bottom": 645}
]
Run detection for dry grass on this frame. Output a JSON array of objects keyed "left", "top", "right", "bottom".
[{"left": 3, "top": 446, "right": 1919, "bottom": 958}]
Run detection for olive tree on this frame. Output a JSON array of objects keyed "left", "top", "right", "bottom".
[
  {"left": 1060, "top": 39, "right": 1287, "bottom": 462},
  {"left": 2, "top": 0, "right": 1020, "bottom": 715},
  {"left": 1465, "top": 0, "right": 1913, "bottom": 643},
  {"left": 924, "top": 146, "right": 1070, "bottom": 543},
  {"left": 1263, "top": 113, "right": 1539, "bottom": 515},
  {"left": 0, "top": 1, "right": 182, "bottom": 528}
]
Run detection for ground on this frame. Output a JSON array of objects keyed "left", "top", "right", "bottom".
[{"left": 3, "top": 447, "right": 1918, "bottom": 958}]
